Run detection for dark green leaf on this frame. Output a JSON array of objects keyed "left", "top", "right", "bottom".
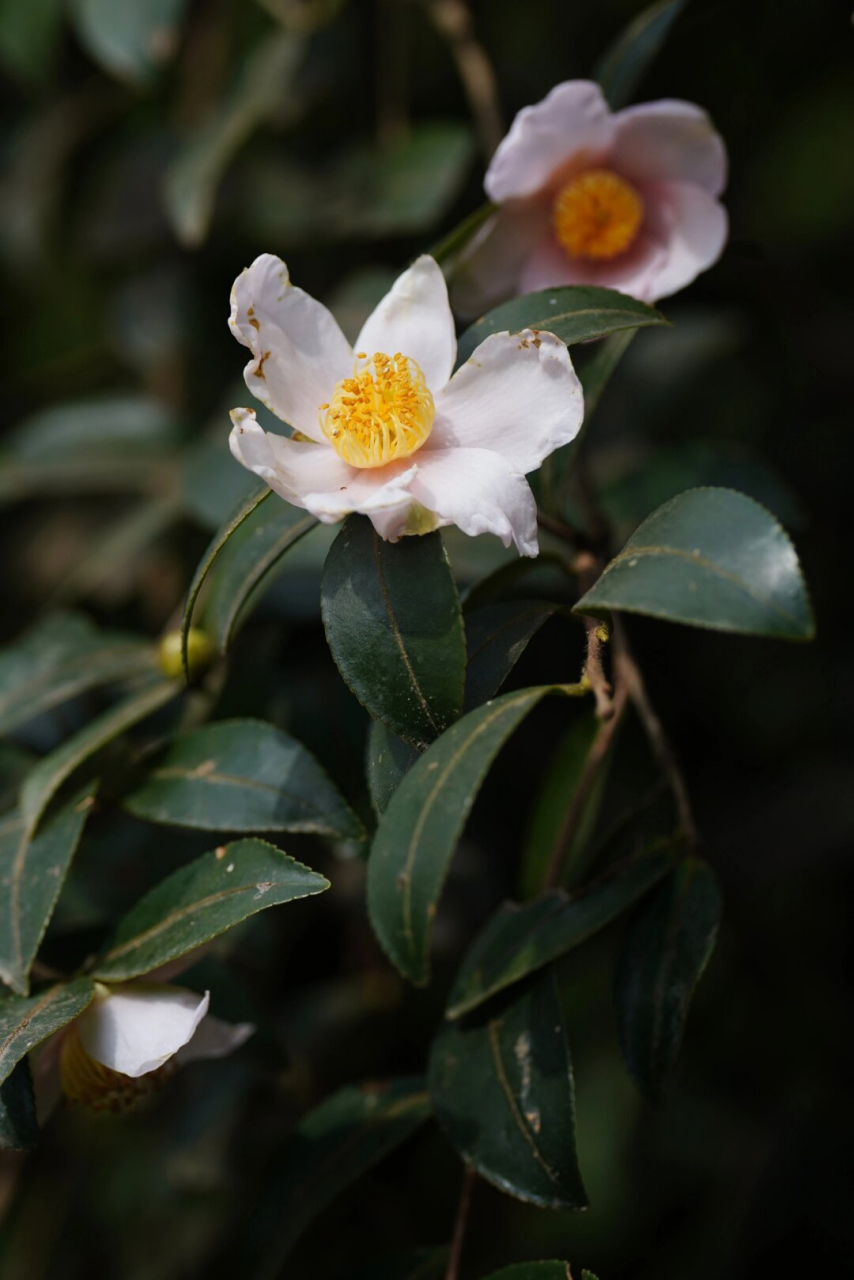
[
  {"left": 0, "top": 977, "right": 95, "bottom": 1086},
  {"left": 366, "top": 720, "right": 421, "bottom": 818},
  {"left": 447, "top": 846, "right": 675, "bottom": 1019},
  {"left": 253, "top": 1079, "right": 431, "bottom": 1279},
  {"left": 0, "top": 1059, "right": 38, "bottom": 1150},
  {"left": 574, "top": 488, "right": 815, "bottom": 640},
  {"left": 615, "top": 856, "right": 722, "bottom": 1100},
  {"left": 0, "top": 0, "right": 62, "bottom": 84},
  {"left": 68, "top": 0, "right": 189, "bottom": 85},
  {"left": 464, "top": 600, "right": 561, "bottom": 712},
  {"left": 0, "top": 783, "right": 97, "bottom": 996},
  {"left": 93, "top": 838, "right": 329, "bottom": 982},
  {"left": 0, "top": 613, "right": 156, "bottom": 736},
  {"left": 430, "top": 971, "right": 587, "bottom": 1210},
  {"left": 480, "top": 1266, "right": 574, "bottom": 1280},
  {"left": 350, "top": 1249, "right": 448, "bottom": 1280},
  {"left": 124, "top": 718, "right": 363, "bottom": 840},
  {"left": 456, "top": 286, "right": 665, "bottom": 367},
  {"left": 595, "top": 0, "right": 687, "bottom": 110},
  {"left": 461, "top": 553, "right": 571, "bottom": 611},
  {"left": 322, "top": 517, "right": 466, "bottom": 747}
]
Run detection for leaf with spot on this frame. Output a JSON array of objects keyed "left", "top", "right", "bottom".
[
  {"left": 92, "top": 837, "right": 329, "bottom": 982},
  {"left": 595, "top": 0, "right": 687, "bottom": 110},
  {"left": 464, "top": 600, "right": 562, "bottom": 712},
  {"left": 0, "top": 977, "right": 95, "bottom": 1086},
  {"left": 0, "top": 783, "right": 97, "bottom": 995},
  {"left": 615, "top": 855, "right": 722, "bottom": 1100},
  {"left": 430, "top": 969, "right": 587, "bottom": 1210},
  {"left": 322, "top": 516, "right": 466, "bottom": 748},
  {"left": 574, "top": 488, "right": 815, "bottom": 640},
  {"left": 366, "top": 719, "right": 422, "bottom": 817},
  {"left": 123, "top": 718, "right": 363, "bottom": 840},
  {"left": 0, "top": 1059, "right": 38, "bottom": 1150}
]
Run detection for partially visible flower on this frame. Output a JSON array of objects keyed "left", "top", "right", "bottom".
[
  {"left": 227, "top": 254, "right": 583, "bottom": 558},
  {"left": 455, "top": 80, "right": 728, "bottom": 312}
]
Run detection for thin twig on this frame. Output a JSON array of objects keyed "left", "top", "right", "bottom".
[
  {"left": 445, "top": 1166, "right": 476, "bottom": 1280},
  {"left": 423, "top": 0, "right": 504, "bottom": 159}
]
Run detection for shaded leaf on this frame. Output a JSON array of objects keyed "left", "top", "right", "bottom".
[
  {"left": 0, "top": 0, "right": 62, "bottom": 84},
  {"left": 464, "top": 600, "right": 561, "bottom": 712},
  {"left": 124, "top": 718, "right": 363, "bottom": 839},
  {"left": 69, "top": 0, "right": 189, "bottom": 84},
  {"left": 461, "top": 553, "right": 571, "bottom": 611},
  {"left": 0, "top": 1059, "right": 38, "bottom": 1150},
  {"left": 615, "top": 855, "right": 722, "bottom": 1100},
  {"left": 574, "top": 488, "right": 815, "bottom": 640},
  {"left": 447, "top": 846, "right": 675, "bottom": 1019},
  {"left": 93, "top": 838, "right": 329, "bottom": 982},
  {"left": 480, "top": 1267, "right": 574, "bottom": 1280},
  {"left": 0, "top": 977, "right": 95, "bottom": 1086},
  {"left": 322, "top": 517, "right": 466, "bottom": 748},
  {"left": 350, "top": 1248, "right": 447, "bottom": 1280},
  {"left": 366, "top": 719, "right": 421, "bottom": 818},
  {"left": 0, "top": 783, "right": 97, "bottom": 996},
  {"left": 595, "top": 0, "right": 687, "bottom": 110},
  {"left": 456, "top": 286, "right": 665, "bottom": 367},
  {"left": 430, "top": 970, "right": 586, "bottom": 1210}
]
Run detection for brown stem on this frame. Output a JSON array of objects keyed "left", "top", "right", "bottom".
[
  {"left": 423, "top": 0, "right": 504, "bottom": 159},
  {"left": 445, "top": 1166, "right": 476, "bottom": 1280}
]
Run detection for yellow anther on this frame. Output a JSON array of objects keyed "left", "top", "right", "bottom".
[
  {"left": 320, "top": 351, "right": 435, "bottom": 469},
  {"left": 553, "top": 169, "right": 644, "bottom": 261}
]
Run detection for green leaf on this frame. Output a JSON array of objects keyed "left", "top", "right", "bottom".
[
  {"left": 464, "top": 600, "right": 561, "bottom": 712},
  {"left": 0, "top": 0, "right": 62, "bottom": 84},
  {"left": 366, "top": 720, "right": 421, "bottom": 818},
  {"left": 0, "top": 1060, "right": 38, "bottom": 1150},
  {"left": 447, "top": 846, "right": 675, "bottom": 1020},
  {"left": 0, "top": 783, "right": 97, "bottom": 996},
  {"left": 350, "top": 1249, "right": 448, "bottom": 1280},
  {"left": 68, "top": 0, "right": 189, "bottom": 85},
  {"left": 430, "top": 200, "right": 495, "bottom": 267},
  {"left": 163, "top": 32, "right": 305, "bottom": 246},
  {"left": 368, "top": 685, "right": 585, "bottom": 985},
  {"left": 455, "top": 286, "right": 665, "bottom": 367},
  {"left": 430, "top": 970, "right": 587, "bottom": 1210},
  {"left": 0, "top": 613, "right": 156, "bottom": 737},
  {"left": 479, "top": 1266, "right": 575, "bottom": 1280},
  {"left": 322, "top": 517, "right": 466, "bottom": 748},
  {"left": 93, "top": 838, "right": 329, "bottom": 982},
  {"left": 574, "top": 488, "right": 815, "bottom": 640},
  {"left": 595, "top": 0, "right": 687, "bottom": 110},
  {"left": 615, "top": 855, "right": 722, "bottom": 1100},
  {"left": 4, "top": 394, "right": 179, "bottom": 465},
  {"left": 19, "top": 679, "right": 180, "bottom": 838},
  {"left": 124, "top": 718, "right": 363, "bottom": 840},
  {"left": 252, "top": 1079, "right": 431, "bottom": 1279},
  {"left": 0, "top": 977, "right": 95, "bottom": 1086}
]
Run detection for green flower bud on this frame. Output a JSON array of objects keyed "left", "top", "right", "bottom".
[{"left": 158, "top": 628, "right": 215, "bottom": 680}]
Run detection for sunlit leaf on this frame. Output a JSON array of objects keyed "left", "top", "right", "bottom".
[
  {"left": 0, "top": 977, "right": 95, "bottom": 1086},
  {"left": 595, "top": 0, "right": 687, "bottom": 110}
]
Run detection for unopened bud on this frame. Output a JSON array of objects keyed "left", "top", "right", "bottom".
[{"left": 158, "top": 627, "right": 215, "bottom": 680}]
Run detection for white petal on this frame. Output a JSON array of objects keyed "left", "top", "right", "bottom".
[
  {"left": 229, "top": 254, "right": 353, "bottom": 442},
  {"left": 430, "top": 330, "right": 583, "bottom": 474},
  {"left": 613, "top": 100, "right": 728, "bottom": 197},
  {"left": 409, "top": 447, "right": 539, "bottom": 557},
  {"left": 174, "top": 1015, "right": 255, "bottom": 1066},
  {"left": 355, "top": 256, "right": 456, "bottom": 390},
  {"left": 485, "top": 80, "right": 615, "bottom": 203},
  {"left": 517, "top": 226, "right": 670, "bottom": 303},
  {"left": 640, "top": 180, "right": 728, "bottom": 301},
  {"left": 77, "top": 983, "right": 210, "bottom": 1078},
  {"left": 451, "top": 203, "right": 551, "bottom": 320}
]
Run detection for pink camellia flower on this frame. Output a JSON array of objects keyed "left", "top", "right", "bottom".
[{"left": 455, "top": 80, "right": 728, "bottom": 312}]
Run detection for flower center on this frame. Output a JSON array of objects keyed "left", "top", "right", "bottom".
[
  {"left": 59, "top": 1027, "right": 175, "bottom": 1113},
  {"left": 320, "top": 352, "right": 435, "bottom": 469},
  {"left": 552, "top": 169, "right": 644, "bottom": 261}
]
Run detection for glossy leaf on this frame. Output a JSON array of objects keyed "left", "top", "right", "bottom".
[
  {"left": 595, "top": 0, "right": 687, "bottom": 110},
  {"left": 0, "top": 613, "right": 156, "bottom": 736},
  {"left": 0, "top": 1059, "right": 38, "bottom": 1150},
  {"left": 430, "top": 971, "right": 587, "bottom": 1210},
  {"left": 480, "top": 1266, "right": 574, "bottom": 1280},
  {"left": 68, "top": 0, "right": 189, "bottom": 84},
  {"left": 253, "top": 1079, "right": 431, "bottom": 1279},
  {"left": 322, "top": 517, "right": 466, "bottom": 747},
  {"left": 124, "top": 718, "right": 363, "bottom": 840},
  {"left": 455, "top": 286, "right": 665, "bottom": 367},
  {"left": 93, "top": 838, "right": 329, "bottom": 982},
  {"left": 0, "top": 977, "right": 95, "bottom": 1086},
  {"left": 366, "top": 720, "right": 421, "bottom": 818},
  {"left": 574, "top": 488, "right": 815, "bottom": 640},
  {"left": 464, "top": 600, "right": 561, "bottom": 712},
  {"left": 447, "top": 847, "right": 675, "bottom": 1019},
  {"left": 0, "top": 783, "right": 97, "bottom": 996},
  {"left": 615, "top": 856, "right": 722, "bottom": 1100}
]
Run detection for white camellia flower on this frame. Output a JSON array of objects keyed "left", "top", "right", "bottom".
[
  {"left": 228, "top": 254, "right": 584, "bottom": 558},
  {"left": 454, "top": 80, "right": 728, "bottom": 312}
]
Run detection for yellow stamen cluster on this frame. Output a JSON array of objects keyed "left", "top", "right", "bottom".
[
  {"left": 552, "top": 169, "right": 644, "bottom": 261},
  {"left": 320, "top": 352, "right": 435, "bottom": 469},
  {"left": 59, "top": 1027, "right": 175, "bottom": 1113}
]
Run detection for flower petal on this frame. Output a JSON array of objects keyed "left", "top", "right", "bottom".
[
  {"left": 451, "top": 203, "right": 552, "bottom": 320},
  {"left": 485, "top": 80, "right": 615, "bottom": 203},
  {"left": 409, "top": 447, "right": 539, "bottom": 557},
  {"left": 430, "top": 330, "right": 583, "bottom": 474},
  {"left": 229, "top": 254, "right": 353, "bottom": 442},
  {"left": 640, "top": 180, "right": 728, "bottom": 300},
  {"left": 613, "top": 100, "right": 728, "bottom": 197},
  {"left": 174, "top": 1015, "right": 255, "bottom": 1066},
  {"left": 77, "top": 983, "right": 210, "bottom": 1078},
  {"left": 355, "top": 255, "right": 456, "bottom": 390},
  {"left": 518, "top": 226, "right": 669, "bottom": 302}
]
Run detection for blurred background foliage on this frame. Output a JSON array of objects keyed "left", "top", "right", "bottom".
[{"left": 0, "top": 1, "right": 851, "bottom": 1277}]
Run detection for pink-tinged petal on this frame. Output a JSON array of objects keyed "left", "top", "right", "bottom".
[
  {"left": 77, "top": 983, "right": 210, "bottom": 1078},
  {"left": 451, "top": 203, "right": 551, "bottom": 320},
  {"left": 518, "top": 226, "right": 669, "bottom": 303},
  {"left": 229, "top": 254, "right": 353, "bottom": 442},
  {"left": 613, "top": 100, "right": 727, "bottom": 197},
  {"left": 355, "top": 256, "right": 456, "bottom": 390},
  {"left": 431, "top": 330, "right": 583, "bottom": 474},
  {"left": 641, "top": 180, "right": 728, "bottom": 300},
  {"left": 485, "top": 80, "right": 615, "bottom": 203},
  {"left": 174, "top": 1015, "right": 255, "bottom": 1066},
  {"left": 409, "top": 447, "right": 539, "bottom": 557}
]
